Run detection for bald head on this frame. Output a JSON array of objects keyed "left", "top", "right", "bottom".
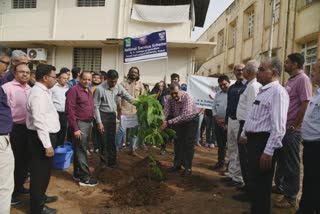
[
  {"left": 234, "top": 64, "right": 245, "bottom": 81},
  {"left": 244, "top": 60, "right": 259, "bottom": 81}
]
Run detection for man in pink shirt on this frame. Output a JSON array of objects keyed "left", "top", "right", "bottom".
[
  {"left": 2, "top": 63, "right": 31, "bottom": 205},
  {"left": 274, "top": 53, "right": 312, "bottom": 208}
]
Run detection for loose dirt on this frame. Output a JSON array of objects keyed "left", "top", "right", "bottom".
[{"left": 11, "top": 145, "right": 296, "bottom": 214}]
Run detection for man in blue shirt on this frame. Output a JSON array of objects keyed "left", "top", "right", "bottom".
[
  {"left": 0, "top": 45, "right": 14, "bottom": 214},
  {"left": 223, "top": 64, "right": 247, "bottom": 187}
]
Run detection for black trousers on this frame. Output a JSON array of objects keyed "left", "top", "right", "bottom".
[
  {"left": 237, "top": 120, "right": 249, "bottom": 189},
  {"left": 10, "top": 124, "right": 30, "bottom": 193},
  {"left": 56, "top": 112, "right": 67, "bottom": 147},
  {"left": 28, "top": 130, "right": 56, "bottom": 214},
  {"left": 298, "top": 141, "right": 320, "bottom": 214},
  {"left": 246, "top": 132, "right": 274, "bottom": 214},
  {"left": 214, "top": 122, "right": 227, "bottom": 165},
  {"left": 100, "top": 112, "right": 117, "bottom": 166},
  {"left": 172, "top": 119, "right": 197, "bottom": 170}
]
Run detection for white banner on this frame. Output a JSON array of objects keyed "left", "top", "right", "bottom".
[
  {"left": 131, "top": 4, "right": 190, "bottom": 24},
  {"left": 187, "top": 75, "right": 220, "bottom": 109},
  {"left": 120, "top": 115, "right": 138, "bottom": 129}
]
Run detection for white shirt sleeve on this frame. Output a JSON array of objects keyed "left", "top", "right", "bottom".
[
  {"left": 264, "top": 89, "right": 289, "bottom": 156},
  {"left": 29, "top": 94, "right": 52, "bottom": 148}
]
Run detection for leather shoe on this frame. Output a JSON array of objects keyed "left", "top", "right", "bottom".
[
  {"left": 210, "top": 163, "right": 224, "bottom": 171},
  {"left": 220, "top": 177, "right": 233, "bottom": 183},
  {"left": 168, "top": 166, "right": 181, "bottom": 172},
  {"left": 45, "top": 195, "right": 58, "bottom": 204},
  {"left": 17, "top": 187, "right": 30, "bottom": 195},
  {"left": 181, "top": 169, "right": 192, "bottom": 177},
  {"left": 226, "top": 181, "right": 245, "bottom": 188},
  {"left": 41, "top": 205, "right": 57, "bottom": 214}
]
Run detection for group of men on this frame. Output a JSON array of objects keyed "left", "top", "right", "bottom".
[
  {"left": 0, "top": 45, "right": 154, "bottom": 214},
  {"left": 210, "top": 54, "right": 319, "bottom": 214},
  {"left": 0, "top": 44, "right": 319, "bottom": 214}
]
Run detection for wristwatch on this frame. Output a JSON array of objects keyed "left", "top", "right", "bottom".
[{"left": 289, "top": 125, "right": 296, "bottom": 131}]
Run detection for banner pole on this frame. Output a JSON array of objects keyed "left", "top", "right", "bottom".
[{"left": 164, "top": 57, "right": 168, "bottom": 83}]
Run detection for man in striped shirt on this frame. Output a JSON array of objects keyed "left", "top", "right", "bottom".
[
  {"left": 162, "top": 83, "right": 199, "bottom": 177},
  {"left": 239, "top": 57, "right": 289, "bottom": 214}
]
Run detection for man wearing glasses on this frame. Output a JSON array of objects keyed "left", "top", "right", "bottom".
[
  {"left": 222, "top": 64, "right": 247, "bottom": 188},
  {"left": 26, "top": 64, "right": 60, "bottom": 214},
  {"left": 0, "top": 50, "right": 29, "bottom": 86},
  {"left": 2, "top": 63, "right": 31, "bottom": 206}
]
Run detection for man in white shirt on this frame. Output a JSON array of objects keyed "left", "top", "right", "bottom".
[
  {"left": 239, "top": 57, "right": 289, "bottom": 214},
  {"left": 26, "top": 64, "right": 60, "bottom": 214},
  {"left": 51, "top": 71, "right": 69, "bottom": 147},
  {"left": 233, "top": 60, "right": 261, "bottom": 201},
  {"left": 297, "top": 60, "right": 320, "bottom": 214}
]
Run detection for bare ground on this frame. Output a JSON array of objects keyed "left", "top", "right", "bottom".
[{"left": 11, "top": 144, "right": 297, "bottom": 214}]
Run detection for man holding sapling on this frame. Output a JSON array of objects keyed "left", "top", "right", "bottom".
[{"left": 161, "top": 83, "right": 199, "bottom": 177}]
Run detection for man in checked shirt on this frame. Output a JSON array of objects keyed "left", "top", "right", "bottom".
[
  {"left": 239, "top": 57, "right": 289, "bottom": 214},
  {"left": 161, "top": 83, "right": 199, "bottom": 177}
]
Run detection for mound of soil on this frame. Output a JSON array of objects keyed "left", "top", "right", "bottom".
[{"left": 112, "top": 157, "right": 175, "bottom": 207}]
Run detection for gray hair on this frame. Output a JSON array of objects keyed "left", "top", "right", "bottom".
[
  {"left": 11, "top": 50, "right": 27, "bottom": 61},
  {"left": 270, "top": 57, "right": 282, "bottom": 76},
  {"left": 169, "top": 82, "right": 181, "bottom": 90},
  {"left": 0, "top": 45, "right": 12, "bottom": 58},
  {"left": 245, "top": 60, "right": 259, "bottom": 74}
]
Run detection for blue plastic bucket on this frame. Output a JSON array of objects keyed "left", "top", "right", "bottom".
[
  {"left": 53, "top": 147, "right": 73, "bottom": 170},
  {"left": 63, "top": 142, "right": 72, "bottom": 150}
]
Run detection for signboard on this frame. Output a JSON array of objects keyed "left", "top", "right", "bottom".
[
  {"left": 120, "top": 115, "right": 138, "bottom": 129},
  {"left": 123, "top": 30, "right": 168, "bottom": 63},
  {"left": 187, "top": 75, "right": 220, "bottom": 109}
]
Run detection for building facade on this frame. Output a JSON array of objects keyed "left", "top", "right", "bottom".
[
  {"left": 0, "top": 0, "right": 214, "bottom": 84},
  {"left": 197, "top": 0, "right": 320, "bottom": 82}
]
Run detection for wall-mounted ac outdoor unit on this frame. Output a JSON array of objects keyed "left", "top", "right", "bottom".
[{"left": 27, "top": 48, "right": 47, "bottom": 61}]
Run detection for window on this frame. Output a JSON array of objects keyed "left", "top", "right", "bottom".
[
  {"left": 301, "top": 40, "right": 318, "bottom": 76},
  {"left": 12, "top": 0, "right": 37, "bottom": 9},
  {"left": 228, "top": 20, "right": 237, "bottom": 48},
  {"left": 274, "top": 0, "right": 281, "bottom": 22},
  {"left": 248, "top": 11, "right": 254, "bottom": 37},
  {"left": 73, "top": 48, "right": 102, "bottom": 72},
  {"left": 217, "top": 30, "right": 225, "bottom": 54},
  {"left": 264, "top": 0, "right": 280, "bottom": 27},
  {"left": 134, "top": 0, "right": 190, "bottom": 5},
  {"left": 305, "top": 0, "right": 315, "bottom": 4},
  {"left": 244, "top": 6, "right": 255, "bottom": 39},
  {"left": 77, "top": 0, "right": 105, "bottom": 7}
]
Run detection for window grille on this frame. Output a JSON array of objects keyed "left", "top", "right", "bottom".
[{"left": 73, "top": 48, "right": 102, "bottom": 72}]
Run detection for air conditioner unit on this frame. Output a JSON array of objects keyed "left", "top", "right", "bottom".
[{"left": 27, "top": 48, "right": 47, "bottom": 61}]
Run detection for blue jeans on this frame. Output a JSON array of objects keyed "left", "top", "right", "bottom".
[{"left": 115, "top": 125, "right": 137, "bottom": 152}]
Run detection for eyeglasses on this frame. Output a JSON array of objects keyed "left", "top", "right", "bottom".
[
  {"left": 0, "top": 59, "right": 10, "bottom": 66},
  {"left": 46, "top": 75, "right": 57, "bottom": 79},
  {"left": 16, "top": 70, "right": 31, "bottom": 75},
  {"left": 235, "top": 69, "right": 244, "bottom": 72}
]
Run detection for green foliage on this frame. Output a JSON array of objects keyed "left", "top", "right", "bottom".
[
  {"left": 132, "top": 94, "right": 176, "bottom": 147},
  {"left": 149, "top": 156, "right": 164, "bottom": 181}
]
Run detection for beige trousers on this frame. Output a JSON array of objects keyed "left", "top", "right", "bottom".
[{"left": 0, "top": 136, "right": 14, "bottom": 214}]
